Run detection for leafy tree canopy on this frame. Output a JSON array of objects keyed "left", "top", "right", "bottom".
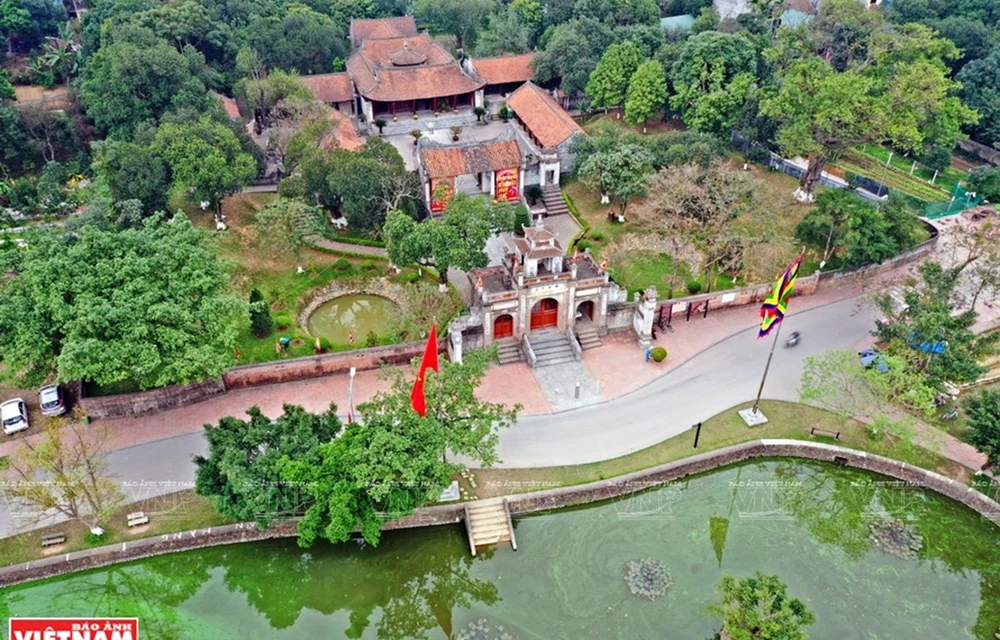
[
  {"left": 578, "top": 143, "right": 655, "bottom": 215},
  {"left": 957, "top": 48, "right": 1000, "bottom": 148},
  {"left": 709, "top": 572, "right": 815, "bottom": 640},
  {"left": 585, "top": 40, "right": 644, "bottom": 108},
  {"left": 624, "top": 59, "right": 668, "bottom": 127},
  {"left": 195, "top": 404, "right": 344, "bottom": 528},
  {"left": 281, "top": 347, "right": 519, "bottom": 547},
  {"left": 92, "top": 139, "right": 171, "bottom": 216},
  {"left": 0, "top": 215, "right": 245, "bottom": 388},
  {"left": 414, "top": 0, "right": 496, "bottom": 49},
  {"left": 476, "top": 5, "right": 532, "bottom": 56},
  {"left": 246, "top": 4, "right": 347, "bottom": 75},
  {"left": 964, "top": 389, "right": 1000, "bottom": 468}
]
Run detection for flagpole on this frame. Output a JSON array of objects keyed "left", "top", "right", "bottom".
[
  {"left": 348, "top": 366, "right": 356, "bottom": 425},
  {"left": 752, "top": 319, "right": 784, "bottom": 414}
]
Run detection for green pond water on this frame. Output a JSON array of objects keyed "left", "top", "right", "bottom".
[
  {"left": 306, "top": 295, "right": 399, "bottom": 344},
  {"left": 4, "top": 460, "right": 1000, "bottom": 639}
]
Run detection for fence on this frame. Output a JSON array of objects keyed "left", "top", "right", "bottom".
[{"left": 924, "top": 183, "right": 983, "bottom": 219}]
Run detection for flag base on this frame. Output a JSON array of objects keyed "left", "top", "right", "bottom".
[
  {"left": 738, "top": 408, "right": 769, "bottom": 427},
  {"left": 438, "top": 481, "right": 460, "bottom": 502}
]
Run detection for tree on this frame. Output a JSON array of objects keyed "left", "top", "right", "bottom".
[
  {"left": 384, "top": 194, "right": 516, "bottom": 284},
  {"left": 761, "top": 5, "right": 977, "bottom": 201},
  {"left": 511, "top": 0, "right": 543, "bottom": 39},
  {"left": 79, "top": 26, "right": 209, "bottom": 137},
  {"left": 873, "top": 261, "right": 998, "bottom": 386},
  {"left": 709, "top": 572, "right": 815, "bottom": 640},
  {"left": 248, "top": 288, "right": 274, "bottom": 337},
  {"left": 533, "top": 19, "right": 613, "bottom": 95},
  {"left": 195, "top": 404, "right": 343, "bottom": 528},
  {"left": 0, "top": 215, "right": 246, "bottom": 388},
  {"left": 574, "top": 0, "right": 659, "bottom": 26},
  {"left": 624, "top": 59, "right": 667, "bottom": 127},
  {"left": 964, "top": 389, "right": 1000, "bottom": 469},
  {"left": 475, "top": 6, "right": 531, "bottom": 56},
  {"left": 0, "top": 0, "right": 31, "bottom": 56},
  {"left": 585, "top": 40, "right": 644, "bottom": 109},
  {"left": 0, "top": 68, "right": 14, "bottom": 102},
  {"left": 255, "top": 197, "right": 325, "bottom": 256},
  {"left": 841, "top": 201, "right": 898, "bottom": 268},
  {"left": 92, "top": 140, "right": 170, "bottom": 216},
  {"left": 6, "top": 421, "right": 124, "bottom": 531},
  {"left": 669, "top": 31, "right": 759, "bottom": 136},
  {"left": 794, "top": 190, "right": 854, "bottom": 264},
  {"left": 957, "top": 48, "right": 1000, "bottom": 147},
  {"left": 281, "top": 347, "right": 519, "bottom": 547},
  {"left": 966, "top": 166, "right": 1000, "bottom": 201},
  {"left": 578, "top": 144, "right": 655, "bottom": 216},
  {"left": 235, "top": 65, "right": 314, "bottom": 131},
  {"left": 153, "top": 117, "right": 256, "bottom": 219},
  {"left": 414, "top": 0, "right": 496, "bottom": 49},
  {"left": 246, "top": 5, "right": 347, "bottom": 75}
]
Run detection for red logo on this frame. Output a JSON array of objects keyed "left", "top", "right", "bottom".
[{"left": 9, "top": 618, "right": 139, "bottom": 640}]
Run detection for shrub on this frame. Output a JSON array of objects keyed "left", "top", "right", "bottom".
[
  {"left": 273, "top": 312, "right": 293, "bottom": 330},
  {"left": 525, "top": 184, "right": 543, "bottom": 205},
  {"left": 513, "top": 205, "right": 530, "bottom": 233},
  {"left": 249, "top": 295, "right": 274, "bottom": 338},
  {"left": 686, "top": 280, "right": 702, "bottom": 294},
  {"left": 334, "top": 258, "right": 351, "bottom": 271},
  {"left": 576, "top": 239, "right": 592, "bottom": 252},
  {"left": 365, "top": 330, "right": 378, "bottom": 347},
  {"left": 590, "top": 230, "right": 604, "bottom": 242},
  {"left": 651, "top": 346, "right": 667, "bottom": 362},
  {"left": 362, "top": 260, "right": 376, "bottom": 271},
  {"left": 404, "top": 271, "right": 420, "bottom": 284}
]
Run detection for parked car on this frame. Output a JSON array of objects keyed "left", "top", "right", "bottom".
[
  {"left": 38, "top": 384, "right": 66, "bottom": 417},
  {"left": 1, "top": 398, "right": 29, "bottom": 435}
]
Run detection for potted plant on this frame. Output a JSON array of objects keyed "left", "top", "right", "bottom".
[
  {"left": 650, "top": 346, "right": 667, "bottom": 363},
  {"left": 474, "top": 106, "right": 487, "bottom": 122},
  {"left": 413, "top": 113, "right": 419, "bottom": 120},
  {"left": 440, "top": 99, "right": 451, "bottom": 112},
  {"left": 450, "top": 125, "right": 462, "bottom": 142},
  {"left": 392, "top": 115, "right": 398, "bottom": 122},
  {"left": 411, "top": 129, "right": 423, "bottom": 146},
  {"left": 374, "top": 118, "right": 387, "bottom": 134}
]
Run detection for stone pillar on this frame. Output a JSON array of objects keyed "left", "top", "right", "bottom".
[
  {"left": 633, "top": 286, "right": 657, "bottom": 350},
  {"left": 488, "top": 171, "right": 496, "bottom": 198},
  {"left": 567, "top": 278, "right": 577, "bottom": 331},
  {"left": 598, "top": 283, "right": 609, "bottom": 336},
  {"left": 483, "top": 309, "right": 493, "bottom": 345},
  {"left": 449, "top": 327, "right": 463, "bottom": 364},
  {"left": 518, "top": 290, "right": 528, "bottom": 335},
  {"left": 474, "top": 89, "right": 484, "bottom": 108}
]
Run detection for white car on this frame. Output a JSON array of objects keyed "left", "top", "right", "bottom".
[
  {"left": 38, "top": 385, "right": 65, "bottom": 417},
  {"left": 1, "top": 398, "right": 29, "bottom": 435}
]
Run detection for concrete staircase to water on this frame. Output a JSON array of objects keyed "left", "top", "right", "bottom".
[
  {"left": 464, "top": 498, "right": 516, "bottom": 556},
  {"left": 542, "top": 185, "right": 569, "bottom": 216},
  {"left": 528, "top": 329, "right": 577, "bottom": 367}
]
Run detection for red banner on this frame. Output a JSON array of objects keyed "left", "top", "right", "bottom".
[
  {"left": 10, "top": 618, "right": 139, "bottom": 640},
  {"left": 495, "top": 167, "right": 519, "bottom": 202},
  {"left": 430, "top": 177, "right": 454, "bottom": 213}
]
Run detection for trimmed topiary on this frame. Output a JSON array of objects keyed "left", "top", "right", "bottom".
[
  {"left": 651, "top": 346, "right": 667, "bottom": 362},
  {"left": 686, "top": 280, "right": 702, "bottom": 294}
]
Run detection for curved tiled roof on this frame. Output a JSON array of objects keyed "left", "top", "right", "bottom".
[
  {"left": 474, "top": 53, "right": 535, "bottom": 86},
  {"left": 349, "top": 16, "right": 417, "bottom": 48},
  {"left": 390, "top": 41, "right": 428, "bottom": 66},
  {"left": 320, "top": 111, "right": 363, "bottom": 152},
  {"left": 300, "top": 73, "right": 354, "bottom": 104},
  {"left": 506, "top": 82, "right": 584, "bottom": 150},
  {"left": 421, "top": 138, "right": 521, "bottom": 178}
]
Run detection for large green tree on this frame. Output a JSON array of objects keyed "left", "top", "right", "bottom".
[
  {"left": 533, "top": 18, "right": 614, "bottom": 95},
  {"left": 195, "top": 404, "right": 344, "bottom": 528},
  {"left": 957, "top": 47, "right": 1000, "bottom": 147},
  {"left": 578, "top": 143, "right": 655, "bottom": 216},
  {"left": 964, "top": 389, "right": 1000, "bottom": 469},
  {"left": 624, "top": 59, "right": 667, "bottom": 127},
  {"left": 414, "top": 0, "right": 495, "bottom": 49},
  {"left": 281, "top": 347, "right": 519, "bottom": 547},
  {"left": 710, "top": 572, "right": 815, "bottom": 640},
  {"left": 384, "top": 193, "right": 515, "bottom": 284},
  {"left": 92, "top": 139, "right": 171, "bottom": 216},
  {"left": 0, "top": 215, "right": 245, "bottom": 388},
  {"left": 585, "top": 40, "right": 644, "bottom": 109},
  {"left": 761, "top": 1, "right": 977, "bottom": 202},
  {"left": 153, "top": 117, "right": 256, "bottom": 218},
  {"left": 246, "top": 4, "right": 347, "bottom": 75},
  {"left": 874, "top": 261, "right": 998, "bottom": 387},
  {"left": 475, "top": 5, "right": 531, "bottom": 56}
]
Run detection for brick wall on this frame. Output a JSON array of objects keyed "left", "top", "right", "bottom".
[
  {"left": 222, "top": 338, "right": 447, "bottom": 389},
  {"left": 79, "top": 378, "right": 226, "bottom": 419}
]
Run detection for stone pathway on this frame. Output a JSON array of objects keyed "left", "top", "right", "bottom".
[{"left": 531, "top": 359, "right": 603, "bottom": 413}]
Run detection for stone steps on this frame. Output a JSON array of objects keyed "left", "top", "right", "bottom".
[
  {"left": 496, "top": 339, "right": 523, "bottom": 365},
  {"left": 542, "top": 186, "right": 569, "bottom": 216},
  {"left": 528, "top": 330, "right": 577, "bottom": 367},
  {"left": 575, "top": 325, "right": 603, "bottom": 350},
  {"left": 465, "top": 498, "right": 516, "bottom": 553}
]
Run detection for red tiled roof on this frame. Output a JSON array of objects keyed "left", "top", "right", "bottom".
[
  {"left": 785, "top": 0, "right": 818, "bottom": 13},
  {"left": 320, "top": 111, "right": 363, "bottom": 152},
  {"left": 349, "top": 16, "right": 417, "bottom": 48},
  {"left": 301, "top": 73, "right": 354, "bottom": 104},
  {"left": 507, "top": 82, "right": 584, "bottom": 150},
  {"left": 474, "top": 54, "right": 535, "bottom": 86},
  {"left": 421, "top": 139, "right": 521, "bottom": 178},
  {"left": 211, "top": 92, "right": 241, "bottom": 120},
  {"left": 357, "top": 34, "right": 453, "bottom": 69}
]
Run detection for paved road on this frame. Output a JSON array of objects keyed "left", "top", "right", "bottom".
[{"left": 0, "top": 296, "right": 876, "bottom": 537}]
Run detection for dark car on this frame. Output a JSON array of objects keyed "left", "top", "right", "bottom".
[{"left": 38, "top": 384, "right": 66, "bottom": 417}]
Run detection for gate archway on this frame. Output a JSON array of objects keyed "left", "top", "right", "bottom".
[
  {"left": 530, "top": 298, "right": 559, "bottom": 330},
  {"left": 494, "top": 314, "right": 514, "bottom": 339}
]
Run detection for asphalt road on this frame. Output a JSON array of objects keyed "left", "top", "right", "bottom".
[{"left": 0, "top": 296, "right": 877, "bottom": 538}]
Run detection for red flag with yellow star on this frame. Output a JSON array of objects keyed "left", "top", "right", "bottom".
[{"left": 410, "top": 325, "right": 439, "bottom": 416}]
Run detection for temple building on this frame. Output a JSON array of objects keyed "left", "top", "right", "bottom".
[
  {"left": 506, "top": 82, "right": 584, "bottom": 186},
  {"left": 300, "top": 73, "right": 356, "bottom": 114},
  {"left": 418, "top": 134, "right": 523, "bottom": 213},
  {"left": 347, "top": 31, "right": 485, "bottom": 121},
  {"left": 463, "top": 53, "right": 537, "bottom": 98}
]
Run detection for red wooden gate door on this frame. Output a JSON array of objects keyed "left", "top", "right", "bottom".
[
  {"left": 494, "top": 314, "right": 514, "bottom": 339},
  {"left": 530, "top": 298, "right": 559, "bottom": 330}
]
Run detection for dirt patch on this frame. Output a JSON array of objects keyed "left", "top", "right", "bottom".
[{"left": 13, "top": 85, "right": 73, "bottom": 110}]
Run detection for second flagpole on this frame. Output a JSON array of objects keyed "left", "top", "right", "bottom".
[{"left": 751, "top": 318, "right": 784, "bottom": 415}]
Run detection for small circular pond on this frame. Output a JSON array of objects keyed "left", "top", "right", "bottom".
[
  {"left": 4, "top": 460, "right": 999, "bottom": 639},
  {"left": 306, "top": 295, "right": 400, "bottom": 344}
]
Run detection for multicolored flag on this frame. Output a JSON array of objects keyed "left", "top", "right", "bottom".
[
  {"left": 758, "top": 253, "right": 804, "bottom": 338},
  {"left": 410, "top": 325, "right": 439, "bottom": 416}
]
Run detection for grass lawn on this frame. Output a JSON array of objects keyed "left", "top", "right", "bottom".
[
  {"left": 834, "top": 151, "right": 951, "bottom": 203},
  {"left": 858, "top": 144, "right": 967, "bottom": 188},
  {"left": 579, "top": 112, "right": 687, "bottom": 136},
  {"left": 473, "top": 400, "right": 966, "bottom": 497},
  {"left": 0, "top": 491, "right": 231, "bottom": 569}
]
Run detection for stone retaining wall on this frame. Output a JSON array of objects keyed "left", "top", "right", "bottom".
[
  {"left": 295, "top": 278, "right": 410, "bottom": 334},
  {"left": 223, "top": 338, "right": 447, "bottom": 389},
  {"left": 79, "top": 378, "right": 226, "bottom": 419},
  {"left": 3, "top": 440, "right": 996, "bottom": 587}
]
